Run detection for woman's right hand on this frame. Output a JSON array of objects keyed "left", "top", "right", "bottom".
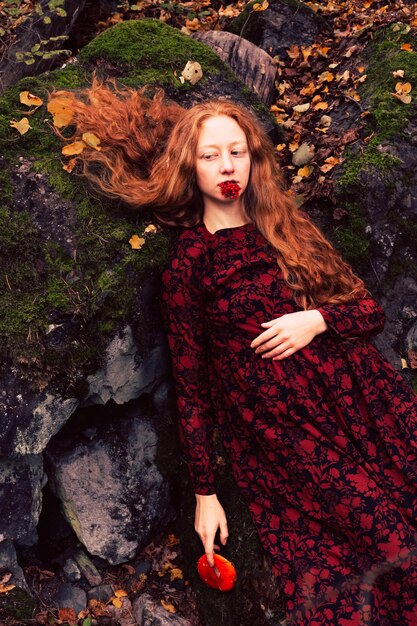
[{"left": 195, "top": 493, "right": 228, "bottom": 567}]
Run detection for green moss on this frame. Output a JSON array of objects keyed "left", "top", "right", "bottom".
[
  {"left": 332, "top": 202, "right": 370, "bottom": 271},
  {"left": 360, "top": 24, "right": 417, "bottom": 140},
  {"left": 336, "top": 139, "right": 401, "bottom": 193},
  {"left": 0, "top": 586, "right": 36, "bottom": 621},
  {"left": 78, "top": 19, "right": 225, "bottom": 87}
]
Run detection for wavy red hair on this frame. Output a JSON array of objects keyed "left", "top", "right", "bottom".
[{"left": 48, "top": 73, "right": 366, "bottom": 308}]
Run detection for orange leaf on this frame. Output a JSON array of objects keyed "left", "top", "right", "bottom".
[
  {"left": 9, "top": 117, "right": 31, "bottom": 134},
  {"left": 20, "top": 91, "right": 43, "bottom": 107},
  {"left": 58, "top": 607, "right": 77, "bottom": 622},
  {"left": 161, "top": 599, "right": 177, "bottom": 613},
  {"left": 314, "top": 101, "right": 328, "bottom": 110},
  {"left": 129, "top": 234, "right": 145, "bottom": 250},
  {"left": 114, "top": 589, "right": 128, "bottom": 598},
  {"left": 0, "top": 583, "right": 15, "bottom": 594},
  {"left": 62, "top": 141, "right": 86, "bottom": 156},
  {"left": 82, "top": 132, "right": 101, "bottom": 150},
  {"left": 400, "top": 43, "right": 413, "bottom": 52},
  {"left": 63, "top": 157, "right": 78, "bottom": 173},
  {"left": 112, "top": 597, "right": 123, "bottom": 608},
  {"left": 47, "top": 96, "right": 74, "bottom": 127}
]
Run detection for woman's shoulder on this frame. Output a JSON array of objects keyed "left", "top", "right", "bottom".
[{"left": 162, "top": 223, "right": 208, "bottom": 278}]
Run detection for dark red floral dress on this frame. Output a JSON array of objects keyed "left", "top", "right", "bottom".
[{"left": 159, "top": 221, "right": 417, "bottom": 625}]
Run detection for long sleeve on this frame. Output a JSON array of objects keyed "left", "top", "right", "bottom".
[
  {"left": 159, "top": 240, "right": 216, "bottom": 495},
  {"left": 316, "top": 294, "right": 385, "bottom": 341}
]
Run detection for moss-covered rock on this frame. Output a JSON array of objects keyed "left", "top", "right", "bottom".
[{"left": 0, "top": 18, "right": 279, "bottom": 388}]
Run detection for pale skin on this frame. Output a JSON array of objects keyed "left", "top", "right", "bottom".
[{"left": 193, "top": 115, "right": 328, "bottom": 569}]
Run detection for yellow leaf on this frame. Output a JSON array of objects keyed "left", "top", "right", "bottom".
[
  {"left": 301, "top": 46, "right": 312, "bottom": 63},
  {"left": 9, "top": 117, "right": 31, "bottom": 134},
  {"left": 161, "top": 599, "right": 177, "bottom": 613},
  {"left": 181, "top": 60, "right": 203, "bottom": 85},
  {"left": 19, "top": 91, "right": 43, "bottom": 107},
  {"left": 112, "top": 597, "right": 123, "bottom": 609},
  {"left": 82, "top": 132, "right": 101, "bottom": 151},
  {"left": 114, "top": 589, "right": 128, "bottom": 598},
  {"left": 317, "top": 45, "right": 330, "bottom": 57},
  {"left": 63, "top": 157, "right": 78, "bottom": 173},
  {"left": 300, "top": 82, "right": 316, "bottom": 96},
  {"left": 276, "top": 143, "right": 286, "bottom": 151},
  {"left": 62, "top": 141, "right": 86, "bottom": 156},
  {"left": 129, "top": 234, "right": 146, "bottom": 250},
  {"left": 144, "top": 224, "right": 158, "bottom": 233},
  {"left": 392, "top": 92, "right": 412, "bottom": 104},
  {"left": 297, "top": 165, "right": 313, "bottom": 178},
  {"left": 169, "top": 568, "right": 183, "bottom": 581},
  {"left": 253, "top": 0, "right": 268, "bottom": 11},
  {"left": 318, "top": 71, "right": 334, "bottom": 83},
  {"left": 47, "top": 96, "right": 73, "bottom": 127},
  {"left": 319, "top": 156, "right": 339, "bottom": 173},
  {"left": 292, "top": 103, "right": 310, "bottom": 113}
]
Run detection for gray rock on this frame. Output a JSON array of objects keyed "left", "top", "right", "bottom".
[
  {"left": 0, "top": 539, "right": 31, "bottom": 595},
  {"left": 63, "top": 557, "right": 81, "bottom": 582},
  {"left": 406, "top": 319, "right": 417, "bottom": 368},
  {"left": 84, "top": 326, "right": 169, "bottom": 405},
  {"left": 55, "top": 582, "right": 87, "bottom": 615},
  {"left": 87, "top": 584, "right": 114, "bottom": 603},
  {"left": 73, "top": 548, "right": 102, "bottom": 586},
  {"left": 0, "top": 455, "right": 43, "bottom": 545},
  {"left": 46, "top": 410, "right": 175, "bottom": 564},
  {"left": 135, "top": 561, "right": 152, "bottom": 576},
  {"left": 133, "top": 592, "right": 193, "bottom": 626}
]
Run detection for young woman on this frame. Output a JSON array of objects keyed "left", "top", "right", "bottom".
[{"left": 52, "top": 76, "right": 417, "bottom": 625}]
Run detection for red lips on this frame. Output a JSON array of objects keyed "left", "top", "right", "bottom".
[{"left": 218, "top": 181, "right": 241, "bottom": 199}]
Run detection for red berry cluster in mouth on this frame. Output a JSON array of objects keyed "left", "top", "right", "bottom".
[{"left": 218, "top": 181, "right": 241, "bottom": 199}]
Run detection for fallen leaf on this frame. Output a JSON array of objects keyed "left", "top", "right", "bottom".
[
  {"left": 129, "top": 234, "right": 146, "bottom": 250},
  {"left": 20, "top": 91, "right": 43, "bottom": 107},
  {"left": 297, "top": 165, "right": 313, "bottom": 178},
  {"left": 292, "top": 142, "right": 315, "bottom": 166},
  {"left": 10, "top": 117, "right": 31, "bottom": 134},
  {"left": 393, "top": 69, "right": 405, "bottom": 78},
  {"left": 82, "top": 132, "right": 101, "bottom": 150},
  {"left": 292, "top": 103, "right": 310, "bottom": 114},
  {"left": 181, "top": 60, "right": 203, "bottom": 85},
  {"left": 143, "top": 223, "right": 158, "bottom": 234},
  {"left": 252, "top": 0, "right": 268, "bottom": 10},
  {"left": 58, "top": 607, "right": 77, "bottom": 622},
  {"left": 47, "top": 96, "right": 73, "bottom": 127},
  {"left": 63, "top": 157, "right": 78, "bottom": 173},
  {"left": 114, "top": 589, "right": 128, "bottom": 598},
  {"left": 0, "top": 583, "right": 15, "bottom": 594},
  {"left": 400, "top": 43, "right": 413, "bottom": 52},
  {"left": 62, "top": 141, "right": 86, "bottom": 156},
  {"left": 169, "top": 568, "right": 183, "bottom": 581},
  {"left": 161, "top": 599, "right": 177, "bottom": 613}
]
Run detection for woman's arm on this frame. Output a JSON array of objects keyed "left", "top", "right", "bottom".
[
  {"left": 251, "top": 295, "right": 385, "bottom": 360},
  {"left": 159, "top": 244, "right": 228, "bottom": 566}
]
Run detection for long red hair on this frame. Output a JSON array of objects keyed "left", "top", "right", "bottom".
[{"left": 48, "top": 73, "right": 366, "bottom": 308}]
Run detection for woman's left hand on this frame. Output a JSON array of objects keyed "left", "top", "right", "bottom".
[{"left": 250, "top": 310, "right": 327, "bottom": 360}]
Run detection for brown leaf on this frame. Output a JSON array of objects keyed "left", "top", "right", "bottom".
[{"left": 58, "top": 607, "right": 77, "bottom": 622}]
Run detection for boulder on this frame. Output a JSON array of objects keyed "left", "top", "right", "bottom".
[{"left": 45, "top": 404, "right": 176, "bottom": 564}]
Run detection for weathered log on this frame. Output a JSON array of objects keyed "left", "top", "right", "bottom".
[{"left": 192, "top": 30, "right": 277, "bottom": 105}]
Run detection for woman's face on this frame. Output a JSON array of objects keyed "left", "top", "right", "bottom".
[{"left": 195, "top": 115, "right": 251, "bottom": 208}]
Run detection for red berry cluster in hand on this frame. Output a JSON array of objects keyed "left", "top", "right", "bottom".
[{"left": 219, "top": 181, "right": 241, "bottom": 199}]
